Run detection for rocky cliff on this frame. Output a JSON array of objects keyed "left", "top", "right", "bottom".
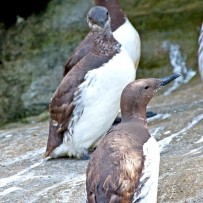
[
  {"left": 0, "top": 78, "right": 202, "bottom": 202},
  {"left": 0, "top": 0, "right": 202, "bottom": 125}
]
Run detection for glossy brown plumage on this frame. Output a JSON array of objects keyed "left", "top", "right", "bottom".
[
  {"left": 87, "top": 120, "right": 148, "bottom": 203},
  {"left": 63, "top": 0, "right": 125, "bottom": 76},
  {"left": 86, "top": 74, "right": 180, "bottom": 203},
  {"left": 45, "top": 6, "right": 121, "bottom": 157}
]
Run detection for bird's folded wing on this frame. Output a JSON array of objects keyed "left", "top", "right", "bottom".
[
  {"left": 46, "top": 53, "right": 114, "bottom": 157},
  {"left": 63, "top": 33, "right": 93, "bottom": 76},
  {"left": 86, "top": 133, "right": 143, "bottom": 202}
]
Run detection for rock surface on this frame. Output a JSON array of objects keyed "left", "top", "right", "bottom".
[
  {"left": 0, "top": 78, "right": 203, "bottom": 203},
  {"left": 0, "top": 0, "right": 92, "bottom": 124},
  {"left": 0, "top": 0, "right": 202, "bottom": 125},
  {"left": 0, "top": 1, "right": 203, "bottom": 201}
]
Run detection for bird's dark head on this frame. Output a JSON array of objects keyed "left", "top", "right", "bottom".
[
  {"left": 87, "top": 6, "right": 110, "bottom": 32},
  {"left": 121, "top": 74, "right": 180, "bottom": 119}
]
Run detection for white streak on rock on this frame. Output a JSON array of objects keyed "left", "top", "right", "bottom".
[
  {"left": 0, "top": 187, "right": 22, "bottom": 196},
  {"left": 0, "top": 161, "right": 44, "bottom": 188},
  {"left": 158, "top": 114, "right": 203, "bottom": 153},
  {"left": 147, "top": 113, "right": 171, "bottom": 123},
  {"left": 198, "top": 22, "right": 203, "bottom": 80},
  {"left": 0, "top": 148, "right": 45, "bottom": 167},
  {"left": 185, "top": 146, "right": 203, "bottom": 156},
  {"left": 162, "top": 42, "right": 196, "bottom": 95},
  {"left": 196, "top": 136, "right": 203, "bottom": 143},
  {"left": 28, "top": 174, "right": 86, "bottom": 203}
]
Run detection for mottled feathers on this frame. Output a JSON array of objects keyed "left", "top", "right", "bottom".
[{"left": 86, "top": 121, "right": 149, "bottom": 203}]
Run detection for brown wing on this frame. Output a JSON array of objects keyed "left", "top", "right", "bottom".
[
  {"left": 63, "top": 32, "right": 93, "bottom": 77},
  {"left": 86, "top": 134, "right": 143, "bottom": 202},
  {"left": 45, "top": 52, "right": 114, "bottom": 157}
]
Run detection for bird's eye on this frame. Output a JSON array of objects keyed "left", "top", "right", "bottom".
[
  {"left": 106, "top": 11, "right": 109, "bottom": 16},
  {"left": 144, "top": 86, "right": 149, "bottom": 90},
  {"left": 88, "top": 16, "right": 92, "bottom": 21}
]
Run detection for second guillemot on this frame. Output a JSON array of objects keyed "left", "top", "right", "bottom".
[
  {"left": 63, "top": 0, "right": 140, "bottom": 76},
  {"left": 86, "top": 74, "right": 180, "bottom": 203},
  {"left": 45, "top": 6, "right": 136, "bottom": 159},
  {"left": 198, "top": 22, "right": 203, "bottom": 80}
]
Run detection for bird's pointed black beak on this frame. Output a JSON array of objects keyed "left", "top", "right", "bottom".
[{"left": 159, "top": 73, "right": 181, "bottom": 87}]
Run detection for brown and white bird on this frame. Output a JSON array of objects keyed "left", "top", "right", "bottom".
[
  {"left": 63, "top": 0, "right": 140, "bottom": 76},
  {"left": 86, "top": 74, "right": 180, "bottom": 203},
  {"left": 45, "top": 6, "right": 136, "bottom": 159},
  {"left": 198, "top": 22, "right": 203, "bottom": 80}
]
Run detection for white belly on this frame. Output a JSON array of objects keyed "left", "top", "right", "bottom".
[
  {"left": 53, "top": 48, "right": 136, "bottom": 158},
  {"left": 133, "top": 136, "right": 160, "bottom": 203},
  {"left": 113, "top": 18, "right": 141, "bottom": 67}
]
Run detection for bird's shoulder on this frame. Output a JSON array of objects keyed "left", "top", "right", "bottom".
[
  {"left": 63, "top": 32, "right": 93, "bottom": 76},
  {"left": 87, "top": 126, "right": 148, "bottom": 202}
]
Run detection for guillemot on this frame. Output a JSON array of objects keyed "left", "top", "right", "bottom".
[
  {"left": 63, "top": 0, "right": 140, "bottom": 76},
  {"left": 64, "top": 0, "right": 144, "bottom": 124},
  {"left": 198, "top": 22, "right": 203, "bottom": 80},
  {"left": 45, "top": 6, "right": 136, "bottom": 159},
  {"left": 86, "top": 74, "right": 180, "bottom": 203}
]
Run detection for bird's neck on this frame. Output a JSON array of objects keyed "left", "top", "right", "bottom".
[
  {"left": 95, "top": 0, "right": 125, "bottom": 31},
  {"left": 92, "top": 29, "right": 121, "bottom": 55},
  {"left": 122, "top": 106, "right": 147, "bottom": 126}
]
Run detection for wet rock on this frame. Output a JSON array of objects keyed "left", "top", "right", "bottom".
[
  {"left": 0, "top": 78, "right": 202, "bottom": 202},
  {"left": 0, "top": 0, "right": 202, "bottom": 125},
  {"left": 0, "top": 0, "right": 92, "bottom": 125}
]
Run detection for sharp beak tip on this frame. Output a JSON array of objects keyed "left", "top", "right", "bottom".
[
  {"left": 160, "top": 73, "right": 181, "bottom": 86},
  {"left": 173, "top": 73, "right": 181, "bottom": 78}
]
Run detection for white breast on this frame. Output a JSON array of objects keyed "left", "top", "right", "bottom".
[
  {"left": 133, "top": 136, "right": 160, "bottom": 203},
  {"left": 52, "top": 47, "right": 136, "bottom": 158},
  {"left": 113, "top": 18, "right": 141, "bottom": 68}
]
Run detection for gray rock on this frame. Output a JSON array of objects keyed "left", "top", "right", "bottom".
[
  {"left": 0, "top": 0, "right": 202, "bottom": 127},
  {"left": 0, "top": 0, "right": 92, "bottom": 125},
  {"left": 0, "top": 78, "right": 202, "bottom": 202}
]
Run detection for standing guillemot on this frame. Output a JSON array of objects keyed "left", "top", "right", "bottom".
[
  {"left": 44, "top": 6, "right": 136, "bottom": 159},
  {"left": 198, "top": 22, "right": 203, "bottom": 80},
  {"left": 86, "top": 74, "right": 180, "bottom": 203},
  {"left": 63, "top": 0, "right": 140, "bottom": 76}
]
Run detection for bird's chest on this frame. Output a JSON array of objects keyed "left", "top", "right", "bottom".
[
  {"left": 68, "top": 50, "right": 135, "bottom": 137},
  {"left": 83, "top": 49, "right": 135, "bottom": 103},
  {"left": 113, "top": 19, "right": 140, "bottom": 64},
  {"left": 133, "top": 136, "right": 160, "bottom": 203}
]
